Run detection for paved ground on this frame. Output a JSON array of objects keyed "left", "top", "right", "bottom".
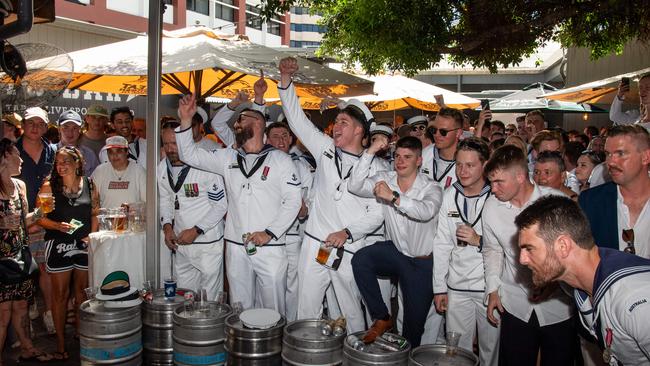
[{"left": 2, "top": 320, "right": 80, "bottom": 366}]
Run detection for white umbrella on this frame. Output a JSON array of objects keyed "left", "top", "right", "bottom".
[{"left": 66, "top": 26, "right": 373, "bottom": 100}]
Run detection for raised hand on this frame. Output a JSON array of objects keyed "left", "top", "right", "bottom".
[
  {"left": 179, "top": 94, "right": 197, "bottom": 128},
  {"left": 253, "top": 69, "right": 268, "bottom": 101},
  {"left": 279, "top": 57, "right": 299, "bottom": 77},
  {"left": 367, "top": 134, "right": 389, "bottom": 155}
]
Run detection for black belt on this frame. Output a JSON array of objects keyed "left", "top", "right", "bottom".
[{"left": 225, "top": 239, "right": 285, "bottom": 247}]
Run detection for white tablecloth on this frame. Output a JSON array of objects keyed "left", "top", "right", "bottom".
[{"left": 88, "top": 231, "right": 145, "bottom": 288}]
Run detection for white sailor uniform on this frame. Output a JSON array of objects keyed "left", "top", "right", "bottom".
[
  {"left": 175, "top": 126, "right": 302, "bottom": 314},
  {"left": 158, "top": 159, "right": 227, "bottom": 299}
]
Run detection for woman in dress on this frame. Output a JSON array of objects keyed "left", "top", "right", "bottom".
[
  {"left": 36, "top": 146, "right": 99, "bottom": 360},
  {"left": 0, "top": 138, "right": 53, "bottom": 363}
]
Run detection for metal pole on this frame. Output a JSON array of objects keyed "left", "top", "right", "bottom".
[{"left": 145, "top": 0, "right": 163, "bottom": 287}]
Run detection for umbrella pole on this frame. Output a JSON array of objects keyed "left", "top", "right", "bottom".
[{"left": 145, "top": 0, "right": 163, "bottom": 288}]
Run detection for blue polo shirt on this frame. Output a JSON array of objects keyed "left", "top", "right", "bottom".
[{"left": 16, "top": 136, "right": 56, "bottom": 210}]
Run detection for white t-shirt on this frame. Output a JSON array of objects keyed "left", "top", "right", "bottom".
[{"left": 91, "top": 161, "right": 146, "bottom": 209}]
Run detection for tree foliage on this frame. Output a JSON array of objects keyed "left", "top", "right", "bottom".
[{"left": 259, "top": 0, "right": 650, "bottom": 76}]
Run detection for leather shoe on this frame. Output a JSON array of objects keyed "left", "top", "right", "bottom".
[{"left": 363, "top": 318, "right": 393, "bottom": 344}]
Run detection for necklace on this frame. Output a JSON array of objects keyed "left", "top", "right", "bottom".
[
  {"left": 62, "top": 178, "right": 83, "bottom": 206},
  {"left": 112, "top": 167, "right": 127, "bottom": 181}
]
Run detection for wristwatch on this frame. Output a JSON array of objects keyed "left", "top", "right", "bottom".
[
  {"left": 391, "top": 190, "right": 400, "bottom": 204},
  {"left": 194, "top": 226, "right": 204, "bottom": 235}
]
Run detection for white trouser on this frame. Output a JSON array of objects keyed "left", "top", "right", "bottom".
[
  {"left": 397, "top": 288, "right": 444, "bottom": 344},
  {"left": 447, "top": 290, "right": 499, "bottom": 366},
  {"left": 285, "top": 233, "right": 302, "bottom": 322},
  {"left": 297, "top": 236, "right": 366, "bottom": 332},
  {"left": 226, "top": 242, "right": 287, "bottom": 314},
  {"left": 175, "top": 240, "right": 224, "bottom": 300},
  {"left": 159, "top": 233, "right": 173, "bottom": 285}
]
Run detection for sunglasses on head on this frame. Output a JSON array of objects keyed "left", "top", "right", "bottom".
[
  {"left": 411, "top": 125, "right": 426, "bottom": 132},
  {"left": 581, "top": 149, "right": 603, "bottom": 163},
  {"left": 427, "top": 126, "right": 461, "bottom": 137},
  {"left": 506, "top": 128, "right": 516, "bottom": 132},
  {"left": 622, "top": 228, "right": 635, "bottom": 254}
]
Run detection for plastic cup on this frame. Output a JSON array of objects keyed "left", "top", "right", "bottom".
[
  {"left": 38, "top": 193, "right": 54, "bottom": 214},
  {"left": 84, "top": 286, "right": 97, "bottom": 300},
  {"left": 164, "top": 278, "right": 177, "bottom": 299},
  {"left": 446, "top": 331, "right": 461, "bottom": 355},
  {"left": 455, "top": 222, "right": 469, "bottom": 247}
]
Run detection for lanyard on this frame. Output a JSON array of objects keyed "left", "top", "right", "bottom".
[
  {"left": 454, "top": 189, "right": 489, "bottom": 228},
  {"left": 432, "top": 148, "right": 455, "bottom": 183},
  {"left": 167, "top": 164, "right": 191, "bottom": 210},
  {"left": 236, "top": 152, "right": 269, "bottom": 179},
  {"left": 334, "top": 149, "right": 354, "bottom": 181}
]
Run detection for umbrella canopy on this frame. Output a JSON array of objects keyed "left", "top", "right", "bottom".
[
  {"left": 541, "top": 67, "right": 650, "bottom": 105},
  {"left": 66, "top": 27, "right": 373, "bottom": 100},
  {"left": 269, "top": 74, "right": 480, "bottom": 111},
  {"left": 488, "top": 82, "right": 605, "bottom": 113}
]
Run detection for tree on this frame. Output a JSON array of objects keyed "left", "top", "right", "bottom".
[{"left": 259, "top": 0, "right": 650, "bottom": 76}]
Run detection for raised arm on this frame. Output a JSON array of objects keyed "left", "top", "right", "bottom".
[
  {"left": 177, "top": 94, "right": 228, "bottom": 175},
  {"left": 277, "top": 57, "right": 331, "bottom": 159}
]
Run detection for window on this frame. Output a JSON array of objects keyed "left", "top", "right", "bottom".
[
  {"left": 246, "top": 4, "right": 262, "bottom": 30},
  {"left": 187, "top": 0, "right": 209, "bottom": 15},
  {"left": 290, "top": 23, "right": 327, "bottom": 33},
  {"left": 290, "top": 40, "right": 321, "bottom": 48},
  {"left": 215, "top": 3, "right": 234, "bottom": 21},
  {"left": 163, "top": 0, "right": 172, "bottom": 4},
  {"left": 267, "top": 21, "right": 281, "bottom": 36}
]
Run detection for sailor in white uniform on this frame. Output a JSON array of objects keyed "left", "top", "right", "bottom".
[
  {"left": 278, "top": 57, "right": 385, "bottom": 332},
  {"left": 175, "top": 89, "right": 302, "bottom": 314},
  {"left": 516, "top": 195, "right": 650, "bottom": 366},
  {"left": 158, "top": 122, "right": 227, "bottom": 299},
  {"left": 432, "top": 137, "right": 499, "bottom": 365}
]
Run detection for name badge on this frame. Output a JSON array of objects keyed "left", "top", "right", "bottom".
[{"left": 447, "top": 211, "right": 460, "bottom": 218}]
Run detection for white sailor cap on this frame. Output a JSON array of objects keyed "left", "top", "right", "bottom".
[
  {"left": 195, "top": 106, "right": 208, "bottom": 125},
  {"left": 369, "top": 122, "right": 393, "bottom": 137},
  {"left": 406, "top": 115, "right": 428, "bottom": 126}
]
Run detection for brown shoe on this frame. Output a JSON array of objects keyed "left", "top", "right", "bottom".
[{"left": 363, "top": 318, "right": 393, "bottom": 344}]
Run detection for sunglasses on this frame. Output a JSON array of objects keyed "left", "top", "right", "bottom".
[
  {"left": 411, "top": 125, "right": 426, "bottom": 132},
  {"left": 427, "top": 126, "right": 461, "bottom": 137},
  {"left": 505, "top": 128, "right": 516, "bottom": 133},
  {"left": 581, "top": 149, "right": 603, "bottom": 164},
  {"left": 622, "top": 228, "right": 635, "bottom": 254},
  {"left": 237, "top": 113, "right": 263, "bottom": 122}
]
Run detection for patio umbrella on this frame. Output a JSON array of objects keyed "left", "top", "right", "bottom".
[
  {"left": 66, "top": 26, "right": 373, "bottom": 100},
  {"left": 488, "top": 82, "right": 605, "bottom": 113},
  {"left": 269, "top": 74, "right": 480, "bottom": 111},
  {"left": 540, "top": 67, "right": 650, "bottom": 105}
]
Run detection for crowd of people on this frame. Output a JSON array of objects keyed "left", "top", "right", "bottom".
[{"left": 0, "top": 58, "right": 649, "bottom": 365}]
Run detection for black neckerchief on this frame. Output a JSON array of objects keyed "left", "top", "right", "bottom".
[
  {"left": 334, "top": 148, "right": 358, "bottom": 181},
  {"left": 236, "top": 144, "right": 274, "bottom": 178},
  {"left": 433, "top": 147, "right": 456, "bottom": 182},
  {"left": 128, "top": 138, "right": 140, "bottom": 161},
  {"left": 166, "top": 161, "right": 190, "bottom": 193},
  {"left": 453, "top": 183, "right": 490, "bottom": 228}
]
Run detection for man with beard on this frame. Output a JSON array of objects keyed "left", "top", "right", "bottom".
[
  {"left": 579, "top": 125, "right": 650, "bottom": 257},
  {"left": 433, "top": 138, "right": 499, "bottom": 366},
  {"left": 516, "top": 195, "right": 650, "bottom": 366},
  {"left": 158, "top": 122, "right": 227, "bottom": 299},
  {"left": 278, "top": 57, "right": 386, "bottom": 333},
  {"left": 98, "top": 106, "right": 147, "bottom": 169},
  {"left": 175, "top": 86, "right": 301, "bottom": 314},
  {"left": 482, "top": 145, "right": 576, "bottom": 365},
  {"left": 265, "top": 121, "right": 313, "bottom": 321}
]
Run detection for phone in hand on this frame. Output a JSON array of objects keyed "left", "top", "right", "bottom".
[
  {"left": 481, "top": 99, "right": 491, "bottom": 123},
  {"left": 621, "top": 77, "right": 631, "bottom": 88}
]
